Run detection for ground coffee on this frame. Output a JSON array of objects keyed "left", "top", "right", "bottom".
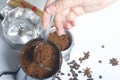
[
  {"left": 48, "top": 31, "right": 71, "bottom": 51},
  {"left": 20, "top": 39, "right": 61, "bottom": 79}
]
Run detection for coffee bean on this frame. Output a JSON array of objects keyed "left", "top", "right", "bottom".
[
  {"left": 69, "top": 78, "right": 73, "bottom": 80},
  {"left": 98, "top": 60, "right": 102, "bottom": 63},
  {"left": 78, "top": 71, "right": 82, "bottom": 73},
  {"left": 87, "top": 78, "right": 94, "bottom": 80},
  {"left": 99, "top": 75, "right": 102, "bottom": 79},
  {"left": 101, "top": 45, "right": 105, "bottom": 48},
  {"left": 60, "top": 72, "right": 65, "bottom": 76},
  {"left": 68, "top": 73, "right": 71, "bottom": 76}
]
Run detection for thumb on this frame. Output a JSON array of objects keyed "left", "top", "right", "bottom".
[{"left": 45, "top": 0, "right": 82, "bottom": 14}]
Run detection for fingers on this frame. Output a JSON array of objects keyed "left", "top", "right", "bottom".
[
  {"left": 66, "top": 6, "right": 85, "bottom": 20},
  {"left": 45, "top": 0, "right": 82, "bottom": 14},
  {"left": 55, "top": 18, "right": 76, "bottom": 35},
  {"left": 54, "top": 13, "right": 64, "bottom": 35},
  {"left": 42, "top": 0, "right": 53, "bottom": 29},
  {"left": 63, "top": 20, "right": 76, "bottom": 30},
  {"left": 43, "top": 11, "right": 50, "bottom": 29},
  {"left": 54, "top": 13, "right": 76, "bottom": 35},
  {"left": 43, "top": 0, "right": 83, "bottom": 35}
]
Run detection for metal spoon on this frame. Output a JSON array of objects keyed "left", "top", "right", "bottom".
[{"left": 42, "top": 14, "right": 55, "bottom": 42}]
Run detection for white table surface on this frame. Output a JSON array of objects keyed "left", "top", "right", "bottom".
[
  {"left": 66, "top": 1, "right": 120, "bottom": 80},
  {"left": 0, "top": 0, "right": 120, "bottom": 80}
]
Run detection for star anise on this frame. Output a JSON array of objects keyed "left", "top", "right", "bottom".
[
  {"left": 84, "top": 51, "right": 90, "bottom": 59},
  {"left": 109, "top": 58, "right": 119, "bottom": 66},
  {"left": 79, "top": 51, "right": 90, "bottom": 63},
  {"left": 83, "top": 67, "right": 92, "bottom": 77}
]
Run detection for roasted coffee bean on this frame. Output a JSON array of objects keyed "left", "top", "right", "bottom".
[
  {"left": 99, "top": 75, "right": 102, "bottom": 79},
  {"left": 60, "top": 72, "right": 65, "bottom": 75},
  {"left": 87, "top": 78, "right": 94, "bottom": 80},
  {"left": 98, "top": 60, "right": 102, "bottom": 63},
  {"left": 101, "top": 45, "right": 105, "bottom": 48},
  {"left": 87, "top": 74, "right": 92, "bottom": 78},
  {"left": 78, "top": 70, "right": 82, "bottom": 73},
  {"left": 68, "top": 73, "right": 71, "bottom": 76}
]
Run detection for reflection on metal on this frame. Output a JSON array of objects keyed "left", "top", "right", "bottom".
[{"left": 1, "top": 7, "right": 42, "bottom": 49}]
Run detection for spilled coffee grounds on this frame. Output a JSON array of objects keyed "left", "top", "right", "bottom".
[
  {"left": 20, "top": 39, "right": 61, "bottom": 79},
  {"left": 49, "top": 31, "right": 71, "bottom": 51}
]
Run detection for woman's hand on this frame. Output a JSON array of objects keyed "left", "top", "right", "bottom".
[{"left": 43, "top": 0, "right": 117, "bottom": 35}]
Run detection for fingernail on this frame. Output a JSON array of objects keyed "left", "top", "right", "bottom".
[{"left": 46, "top": 4, "right": 56, "bottom": 14}]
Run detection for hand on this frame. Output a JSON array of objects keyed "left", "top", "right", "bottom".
[{"left": 43, "top": 0, "right": 117, "bottom": 35}]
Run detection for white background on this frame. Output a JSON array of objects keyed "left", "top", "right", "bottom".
[{"left": 64, "top": 1, "right": 120, "bottom": 80}]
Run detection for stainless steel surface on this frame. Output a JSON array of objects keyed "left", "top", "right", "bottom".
[
  {"left": 1, "top": 7, "right": 42, "bottom": 49},
  {"left": 0, "top": 19, "right": 3, "bottom": 37},
  {"left": 0, "top": 0, "right": 13, "bottom": 17},
  {"left": 0, "top": 0, "right": 11, "bottom": 37},
  {"left": 0, "top": 1, "right": 20, "bottom": 79}
]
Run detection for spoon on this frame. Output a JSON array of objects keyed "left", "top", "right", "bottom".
[
  {"left": 36, "top": 14, "right": 54, "bottom": 72},
  {"left": 40, "top": 0, "right": 57, "bottom": 42},
  {"left": 42, "top": 14, "right": 55, "bottom": 43},
  {"left": 35, "top": 0, "right": 57, "bottom": 71}
]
